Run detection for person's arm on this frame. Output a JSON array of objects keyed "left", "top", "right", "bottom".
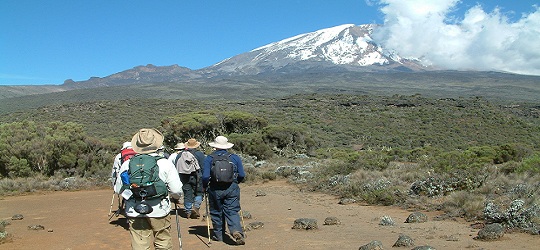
[
  {"left": 167, "top": 152, "right": 178, "bottom": 165},
  {"left": 231, "top": 154, "right": 245, "bottom": 183},
  {"left": 202, "top": 155, "right": 213, "bottom": 188},
  {"left": 111, "top": 154, "right": 121, "bottom": 186},
  {"left": 159, "top": 158, "right": 183, "bottom": 199},
  {"left": 113, "top": 160, "right": 129, "bottom": 194}
]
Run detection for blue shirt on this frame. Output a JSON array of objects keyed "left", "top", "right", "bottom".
[{"left": 202, "top": 149, "right": 245, "bottom": 188}]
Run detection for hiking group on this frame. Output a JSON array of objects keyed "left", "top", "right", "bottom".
[{"left": 111, "top": 128, "right": 246, "bottom": 249}]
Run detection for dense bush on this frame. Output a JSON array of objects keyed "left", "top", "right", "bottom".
[{"left": 0, "top": 121, "right": 115, "bottom": 178}]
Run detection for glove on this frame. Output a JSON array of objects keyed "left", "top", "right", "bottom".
[{"left": 170, "top": 197, "right": 180, "bottom": 204}]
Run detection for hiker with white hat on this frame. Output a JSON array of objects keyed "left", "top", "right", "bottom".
[
  {"left": 202, "top": 135, "right": 246, "bottom": 245},
  {"left": 114, "top": 128, "right": 183, "bottom": 250},
  {"left": 168, "top": 138, "right": 206, "bottom": 219}
]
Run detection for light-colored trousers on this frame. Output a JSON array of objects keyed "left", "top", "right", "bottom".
[{"left": 128, "top": 216, "right": 173, "bottom": 250}]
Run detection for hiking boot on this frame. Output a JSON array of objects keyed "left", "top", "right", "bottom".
[
  {"left": 232, "top": 231, "right": 245, "bottom": 245},
  {"left": 190, "top": 207, "right": 200, "bottom": 219}
]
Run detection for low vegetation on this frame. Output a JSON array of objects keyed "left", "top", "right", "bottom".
[{"left": 1, "top": 93, "right": 539, "bottom": 234}]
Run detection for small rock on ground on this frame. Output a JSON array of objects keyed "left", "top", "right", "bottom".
[
  {"left": 474, "top": 223, "right": 505, "bottom": 241},
  {"left": 28, "top": 225, "right": 45, "bottom": 230},
  {"left": 323, "top": 217, "right": 341, "bottom": 225},
  {"left": 393, "top": 234, "right": 414, "bottom": 247},
  {"left": 358, "top": 240, "right": 383, "bottom": 250},
  {"left": 11, "top": 214, "right": 24, "bottom": 220},
  {"left": 405, "top": 212, "right": 428, "bottom": 223},
  {"left": 292, "top": 218, "right": 318, "bottom": 230}
]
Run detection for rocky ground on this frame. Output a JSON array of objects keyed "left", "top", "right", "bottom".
[{"left": 0, "top": 180, "right": 538, "bottom": 249}]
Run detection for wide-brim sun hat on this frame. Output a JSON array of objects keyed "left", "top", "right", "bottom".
[
  {"left": 184, "top": 138, "right": 201, "bottom": 149},
  {"left": 131, "top": 128, "right": 164, "bottom": 154},
  {"left": 208, "top": 136, "right": 234, "bottom": 149}
]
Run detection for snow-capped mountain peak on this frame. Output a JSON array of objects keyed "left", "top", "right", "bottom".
[{"left": 207, "top": 24, "right": 424, "bottom": 75}]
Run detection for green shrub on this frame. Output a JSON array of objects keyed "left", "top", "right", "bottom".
[{"left": 516, "top": 153, "right": 540, "bottom": 173}]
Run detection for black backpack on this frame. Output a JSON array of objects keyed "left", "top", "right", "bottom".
[{"left": 210, "top": 152, "right": 236, "bottom": 183}]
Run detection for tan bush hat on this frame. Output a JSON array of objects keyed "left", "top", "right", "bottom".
[
  {"left": 184, "top": 138, "right": 201, "bottom": 149},
  {"left": 208, "top": 136, "right": 234, "bottom": 149},
  {"left": 131, "top": 128, "right": 164, "bottom": 154}
]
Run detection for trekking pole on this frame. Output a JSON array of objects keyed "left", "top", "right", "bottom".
[
  {"left": 175, "top": 203, "right": 183, "bottom": 250},
  {"left": 240, "top": 209, "right": 247, "bottom": 238},
  {"left": 108, "top": 192, "right": 115, "bottom": 218},
  {"left": 205, "top": 192, "right": 211, "bottom": 245}
]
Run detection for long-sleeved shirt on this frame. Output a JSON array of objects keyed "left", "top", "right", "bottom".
[
  {"left": 202, "top": 149, "right": 245, "bottom": 188},
  {"left": 114, "top": 153, "right": 183, "bottom": 218},
  {"left": 111, "top": 153, "right": 122, "bottom": 188}
]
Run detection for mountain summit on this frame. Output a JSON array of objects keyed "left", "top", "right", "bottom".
[
  {"left": 204, "top": 24, "right": 428, "bottom": 75},
  {"left": 67, "top": 24, "right": 431, "bottom": 87}
]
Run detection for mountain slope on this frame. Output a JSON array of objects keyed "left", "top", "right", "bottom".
[{"left": 203, "top": 24, "right": 428, "bottom": 75}]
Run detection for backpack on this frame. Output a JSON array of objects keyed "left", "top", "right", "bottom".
[
  {"left": 121, "top": 147, "right": 137, "bottom": 164},
  {"left": 210, "top": 152, "right": 236, "bottom": 183},
  {"left": 121, "top": 154, "right": 168, "bottom": 201},
  {"left": 175, "top": 149, "right": 200, "bottom": 174}
]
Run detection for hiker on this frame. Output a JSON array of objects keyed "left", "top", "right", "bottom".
[
  {"left": 111, "top": 141, "right": 132, "bottom": 187},
  {"left": 157, "top": 145, "right": 170, "bottom": 158},
  {"left": 168, "top": 138, "right": 205, "bottom": 219},
  {"left": 114, "top": 128, "right": 183, "bottom": 250},
  {"left": 202, "top": 135, "right": 246, "bottom": 245}
]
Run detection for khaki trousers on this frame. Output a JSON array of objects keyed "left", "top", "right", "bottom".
[{"left": 128, "top": 216, "right": 173, "bottom": 250}]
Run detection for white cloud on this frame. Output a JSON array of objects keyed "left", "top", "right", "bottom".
[{"left": 372, "top": 0, "right": 540, "bottom": 75}]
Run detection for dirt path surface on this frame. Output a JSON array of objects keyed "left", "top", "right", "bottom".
[{"left": 1, "top": 180, "right": 538, "bottom": 250}]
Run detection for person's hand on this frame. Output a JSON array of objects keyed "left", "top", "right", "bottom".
[{"left": 170, "top": 197, "right": 180, "bottom": 204}]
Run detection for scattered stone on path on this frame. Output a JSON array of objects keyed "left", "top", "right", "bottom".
[
  {"left": 255, "top": 190, "right": 267, "bottom": 197},
  {"left": 47, "top": 229, "right": 54, "bottom": 232},
  {"left": 470, "top": 222, "right": 485, "bottom": 229},
  {"left": 323, "top": 216, "right": 341, "bottom": 225},
  {"left": 292, "top": 218, "right": 318, "bottom": 230},
  {"left": 405, "top": 212, "right": 428, "bottom": 223},
  {"left": 392, "top": 234, "right": 414, "bottom": 247},
  {"left": 358, "top": 240, "right": 383, "bottom": 250},
  {"left": 28, "top": 224, "right": 45, "bottom": 230},
  {"left": 338, "top": 198, "right": 356, "bottom": 205},
  {"left": 412, "top": 246, "right": 436, "bottom": 250},
  {"left": 379, "top": 215, "right": 395, "bottom": 226},
  {"left": 248, "top": 221, "right": 264, "bottom": 230},
  {"left": 11, "top": 214, "right": 24, "bottom": 220},
  {"left": 241, "top": 210, "right": 252, "bottom": 219},
  {"left": 443, "top": 234, "right": 460, "bottom": 242},
  {"left": 474, "top": 223, "right": 505, "bottom": 241}
]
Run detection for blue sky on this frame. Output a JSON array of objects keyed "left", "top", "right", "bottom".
[{"left": 1, "top": 0, "right": 538, "bottom": 85}]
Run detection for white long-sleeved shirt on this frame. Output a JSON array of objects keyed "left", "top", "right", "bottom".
[
  {"left": 111, "top": 153, "right": 122, "bottom": 188},
  {"left": 114, "top": 153, "right": 183, "bottom": 218}
]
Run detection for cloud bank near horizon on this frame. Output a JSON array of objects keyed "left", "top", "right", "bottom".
[{"left": 372, "top": 0, "right": 540, "bottom": 76}]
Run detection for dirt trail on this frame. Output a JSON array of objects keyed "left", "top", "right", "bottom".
[{"left": 1, "top": 180, "right": 538, "bottom": 250}]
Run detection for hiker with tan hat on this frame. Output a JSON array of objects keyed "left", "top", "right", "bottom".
[
  {"left": 202, "top": 135, "right": 246, "bottom": 245},
  {"left": 168, "top": 138, "right": 206, "bottom": 219},
  {"left": 114, "top": 128, "right": 183, "bottom": 250}
]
